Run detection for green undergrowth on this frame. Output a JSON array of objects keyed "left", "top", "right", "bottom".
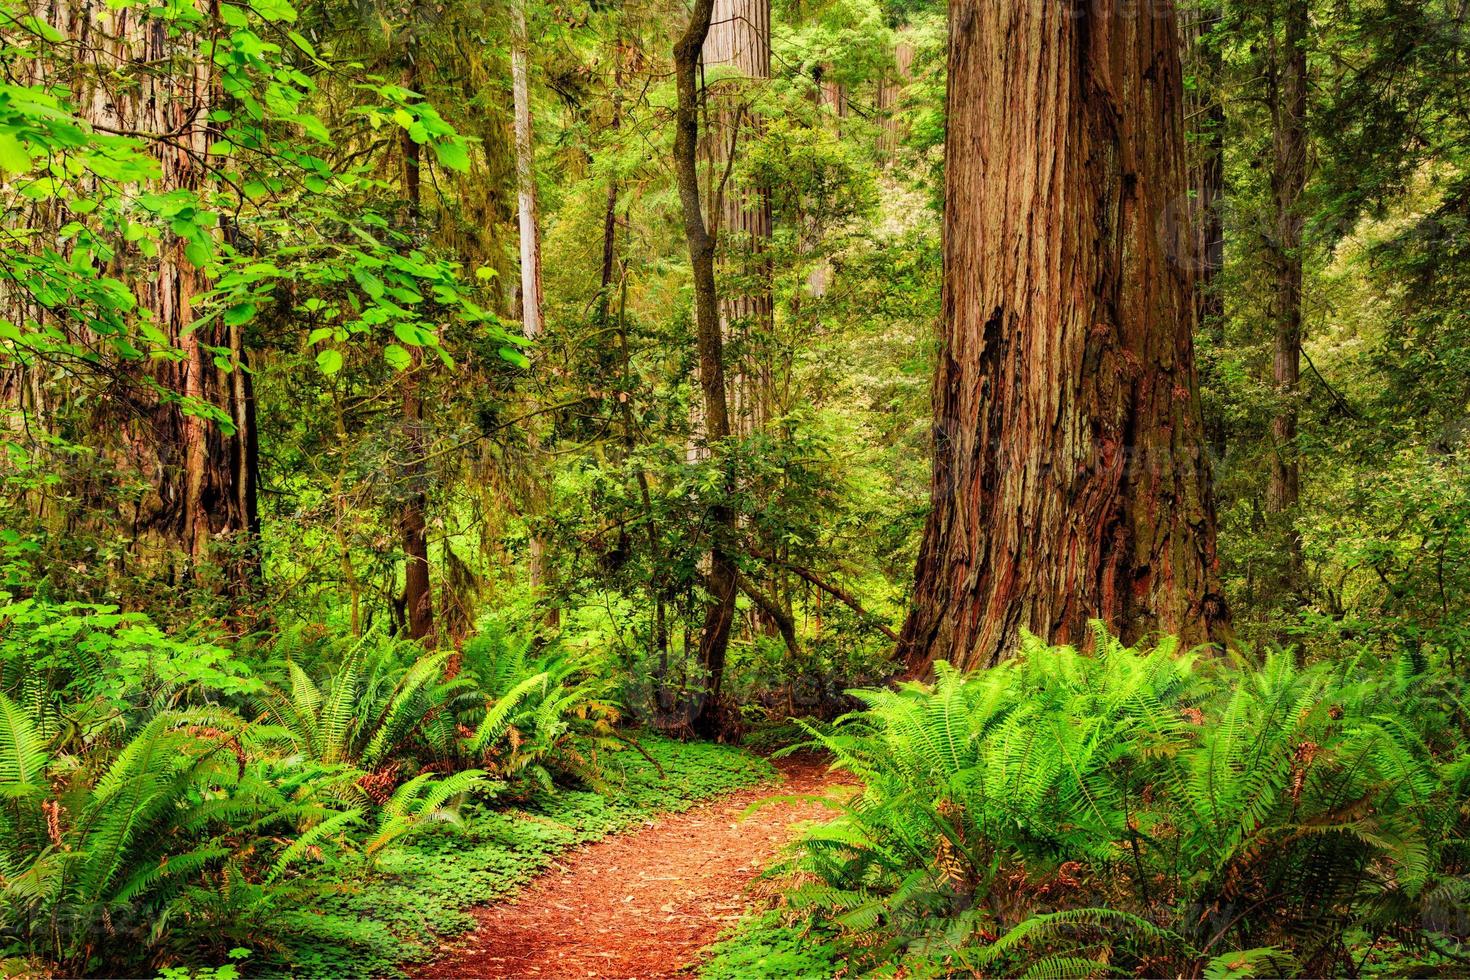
[
  {"left": 264, "top": 735, "right": 773, "bottom": 978},
  {"left": 698, "top": 909, "right": 845, "bottom": 980},
  {"left": 739, "top": 718, "right": 819, "bottom": 754}
]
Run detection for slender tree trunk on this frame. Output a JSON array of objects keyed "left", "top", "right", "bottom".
[
  {"left": 804, "top": 64, "right": 845, "bottom": 299},
  {"left": 1266, "top": 0, "right": 1308, "bottom": 591},
  {"left": 400, "top": 57, "right": 434, "bottom": 644},
  {"left": 512, "top": 0, "right": 544, "bottom": 342},
  {"left": 510, "top": 0, "right": 558, "bottom": 627},
  {"left": 898, "top": 0, "right": 1229, "bottom": 674},
  {"left": 1184, "top": 1, "right": 1228, "bottom": 464},
  {"left": 675, "top": 0, "right": 739, "bottom": 733},
  {"left": 401, "top": 367, "right": 434, "bottom": 643}
]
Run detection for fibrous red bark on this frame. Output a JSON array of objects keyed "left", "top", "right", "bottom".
[
  {"left": 27, "top": 0, "right": 262, "bottom": 595},
  {"left": 702, "top": 0, "right": 772, "bottom": 438},
  {"left": 899, "top": 0, "right": 1229, "bottom": 673}
]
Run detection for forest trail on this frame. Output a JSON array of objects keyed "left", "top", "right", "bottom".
[{"left": 421, "top": 753, "right": 851, "bottom": 979}]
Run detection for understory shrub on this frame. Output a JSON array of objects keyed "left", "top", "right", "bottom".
[{"left": 780, "top": 629, "right": 1470, "bottom": 977}]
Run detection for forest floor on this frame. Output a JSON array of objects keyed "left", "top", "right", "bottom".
[{"left": 419, "top": 752, "right": 852, "bottom": 979}]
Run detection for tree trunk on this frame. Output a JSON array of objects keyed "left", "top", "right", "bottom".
[
  {"left": 875, "top": 32, "right": 915, "bottom": 163},
  {"left": 1266, "top": 0, "right": 1308, "bottom": 590},
  {"left": 817, "top": 66, "right": 847, "bottom": 135},
  {"left": 704, "top": 0, "right": 781, "bottom": 638},
  {"left": 45, "top": 1, "right": 261, "bottom": 599},
  {"left": 1184, "top": 1, "right": 1228, "bottom": 464},
  {"left": 400, "top": 57, "right": 434, "bottom": 644},
  {"left": 675, "top": 0, "right": 739, "bottom": 733},
  {"left": 401, "top": 366, "right": 435, "bottom": 643},
  {"left": 512, "top": 0, "right": 545, "bottom": 342},
  {"left": 511, "top": 0, "right": 558, "bottom": 627},
  {"left": 805, "top": 64, "right": 846, "bottom": 298},
  {"left": 702, "top": 0, "right": 772, "bottom": 439},
  {"left": 898, "top": 0, "right": 1229, "bottom": 674}
]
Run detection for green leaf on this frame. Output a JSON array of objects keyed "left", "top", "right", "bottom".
[
  {"left": 223, "top": 303, "right": 256, "bottom": 326},
  {"left": 0, "top": 134, "right": 31, "bottom": 175},
  {"left": 393, "top": 322, "right": 433, "bottom": 347},
  {"left": 352, "top": 268, "right": 385, "bottom": 299},
  {"left": 432, "top": 139, "right": 470, "bottom": 172},
  {"left": 316, "top": 348, "right": 343, "bottom": 375},
  {"left": 247, "top": 0, "right": 297, "bottom": 22},
  {"left": 383, "top": 344, "right": 413, "bottom": 371},
  {"left": 183, "top": 240, "right": 212, "bottom": 267},
  {"left": 22, "top": 16, "right": 65, "bottom": 41},
  {"left": 498, "top": 346, "right": 531, "bottom": 369},
  {"left": 286, "top": 30, "right": 316, "bottom": 57}
]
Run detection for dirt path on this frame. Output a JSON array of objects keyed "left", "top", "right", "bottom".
[{"left": 420, "top": 753, "right": 850, "bottom": 979}]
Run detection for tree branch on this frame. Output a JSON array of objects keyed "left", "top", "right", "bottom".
[{"left": 747, "top": 549, "right": 899, "bottom": 642}]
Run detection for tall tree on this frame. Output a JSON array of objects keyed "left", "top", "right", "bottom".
[
  {"left": 875, "top": 31, "right": 915, "bottom": 165},
  {"left": 60, "top": 1, "right": 261, "bottom": 596},
  {"left": 898, "top": 0, "right": 1229, "bottom": 674},
  {"left": 510, "top": 0, "right": 555, "bottom": 621},
  {"left": 1183, "top": 0, "right": 1228, "bottom": 463},
  {"left": 511, "top": 0, "right": 545, "bottom": 341},
  {"left": 400, "top": 53, "right": 435, "bottom": 644},
  {"left": 1264, "top": 0, "right": 1309, "bottom": 591},
  {"left": 674, "top": 0, "right": 739, "bottom": 732},
  {"left": 703, "top": 0, "right": 772, "bottom": 436}
]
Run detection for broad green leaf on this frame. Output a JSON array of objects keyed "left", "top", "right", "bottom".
[
  {"left": 383, "top": 344, "right": 413, "bottom": 371},
  {"left": 0, "top": 134, "right": 31, "bottom": 175},
  {"left": 286, "top": 30, "right": 316, "bottom": 56},
  {"left": 247, "top": 0, "right": 296, "bottom": 22},
  {"left": 223, "top": 303, "right": 256, "bottom": 326},
  {"left": 183, "top": 240, "right": 212, "bottom": 267},
  {"left": 433, "top": 139, "right": 470, "bottom": 172},
  {"left": 498, "top": 346, "right": 531, "bottom": 369}
]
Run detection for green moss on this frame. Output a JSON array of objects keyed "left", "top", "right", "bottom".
[{"left": 269, "top": 736, "right": 773, "bottom": 978}]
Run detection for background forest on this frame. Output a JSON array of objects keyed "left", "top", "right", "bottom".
[{"left": 0, "top": 0, "right": 1467, "bottom": 975}]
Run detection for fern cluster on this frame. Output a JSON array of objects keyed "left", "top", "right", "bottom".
[
  {"left": 780, "top": 629, "right": 1470, "bottom": 977},
  {"left": 0, "top": 601, "right": 623, "bottom": 974}
]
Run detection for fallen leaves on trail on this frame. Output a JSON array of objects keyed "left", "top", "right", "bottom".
[{"left": 421, "top": 753, "right": 851, "bottom": 980}]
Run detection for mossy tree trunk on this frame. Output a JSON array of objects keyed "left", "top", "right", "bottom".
[{"left": 674, "top": 0, "right": 739, "bottom": 732}]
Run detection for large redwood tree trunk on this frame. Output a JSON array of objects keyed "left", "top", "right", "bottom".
[
  {"left": 54, "top": 0, "right": 261, "bottom": 597},
  {"left": 899, "top": 0, "right": 1228, "bottom": 674}
]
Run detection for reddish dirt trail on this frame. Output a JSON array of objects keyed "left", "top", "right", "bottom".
[{"left": 420, "top": 754, "right": 850, "bottom": 979}]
